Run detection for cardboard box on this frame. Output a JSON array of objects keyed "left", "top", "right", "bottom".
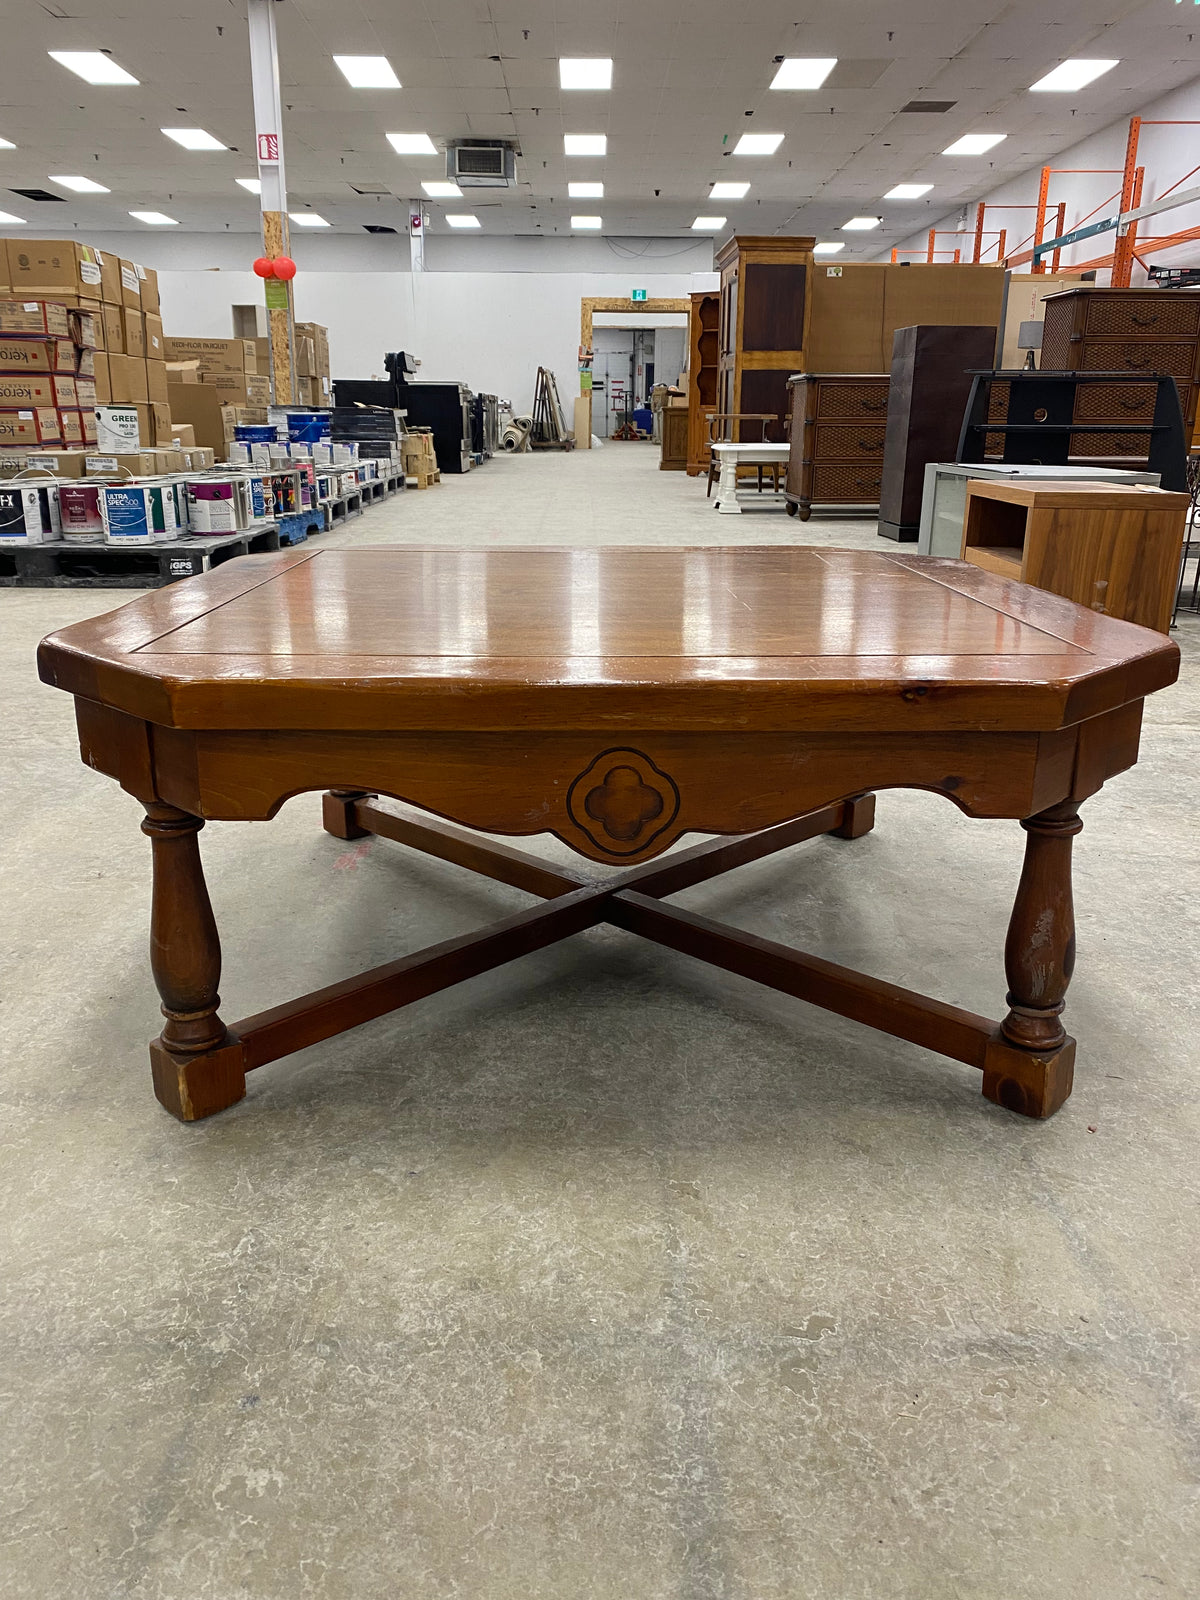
[
  {"left": 79, "top": 409, "right": 97, "bottom": 445},
  {"left": 202, "top": 370, "right": 271, "bottom": 406},
  {"left": 92, "top": 352, "right": 111, "bottom": 404},
  {"left": 0, "top": 300, "right": 71, "bottom": 337},
  {"left": 297, "top": 376, "right": 317, "bottom": 405},
  {"left": 146, "top": 400, "right": 173, "bottom": 445},
  {"left": 154, "top": 448, "right": 184, "bottom": 473},
  {"left": 254, "top": 336, "right": 270, "bottom": 371},
  {"left": 26, "top": 449, "right": 88, "bottom": 478},
  {"left": 166, "top": 381, "right": 238, "bottom": 454},
  {"left": 166, "top": 359, "right": 200, "bottom": 384},
  {"left": 122, "top": 307, "right": 145, "bottom": 358},
  {"left": 85, "top": 450, "right": 158, "bottom": 477},
  {"left": 164, "top": 337, "right": 256, "bottom": 375},
  {"left": 119, "top": 259, "right": 141, "bottom": 311},
  {"left": 136, "top": 264, "right": 160, "bottom": 315},
  {"left": 144, "top": 358, "right": 168, "bottom": 404},
  {"left": 296, "top": 337, "right": 316, "bottom": 377},
  {"left": 58, "top": 408, "right": 84, "bottom": 446},
  {"left": 75, "top": 347, "right": 95, "bottom": 379},
  {"left": 0, "top": 408, "right": 61, "bottom": 446},
  {"left": 0, "top": 374, "right": 57, "bottom": 408},
  {"left": 170, "top": 422, "right": 196, "bottom": 449},
  {"left": 101, "top": 302, "right": 124, "bottom": 353},
  {"left": 94, "top": 249, "right": 122, "bottom": 304},
  {"left": 6, "top": 240, "right": 102, "bottom": 301},
  {"left": 143, "top": 312, "right": 164, "bottom": 359},
  {"left": 107, "top": 352, "right": 148, "bottom": 404},
  {"left": 74, "top": 375, "right": 96, "bottom": 408},
  {"left": 70, "top": 307, "right": 99, "bottom": 349},
  {"left": 0, "top": 336, "right": 75, "bottom": 373}
]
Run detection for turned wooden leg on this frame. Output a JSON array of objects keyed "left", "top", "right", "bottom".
[
  {"left": 982, "top": 800, "right": 1082, "bottom": 1119},
  {"left": 322, "top": 787, "right": 375, "bottom": 840},
  {"left": 141, "top": 803, "right": 246, "bottom": 1122},
  {"left": 831, "top": 791, "right": 876, "bottom": 840}
]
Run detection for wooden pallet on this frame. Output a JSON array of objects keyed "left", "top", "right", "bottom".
[
  {"left": 0, "top": 526, "right": 282, "bottom": 589},
  {"left": 405, "top": 467, "right": 441, "bottom": 489}
]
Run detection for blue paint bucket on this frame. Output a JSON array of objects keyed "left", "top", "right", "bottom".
[
  {"left": 286, "top": 412, "right": 330, "bottom": 443},
  {"left": 234, "top": 424, "right": 278, "bottom": 444}
]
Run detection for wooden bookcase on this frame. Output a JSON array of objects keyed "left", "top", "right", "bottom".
[
  {"left": 960, "top": 478, "right": 1189, "bottom": 633},
  {"left": 686, "top": 290, "right": 720, "bottom": 475}
]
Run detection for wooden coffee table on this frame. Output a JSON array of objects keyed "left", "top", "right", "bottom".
[{"left": 38, "top": 546, "right": 1179, "bottom": 1124}]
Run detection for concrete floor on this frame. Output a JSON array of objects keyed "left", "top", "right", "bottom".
[{"left": 2, "top": 444, "right": 1198, "bottom": 1600}]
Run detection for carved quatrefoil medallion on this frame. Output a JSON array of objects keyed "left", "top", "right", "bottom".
[{"left": 566, "top": 748, "right": 681, "bottom": 857}]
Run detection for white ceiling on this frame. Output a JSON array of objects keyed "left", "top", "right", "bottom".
[{"left": 1, "top": 0, "right": 1198, "bottom": 252}]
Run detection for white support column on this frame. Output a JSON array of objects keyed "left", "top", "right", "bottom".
[{"left": 247, "top": 0, "right": 294, "bottom": 403}]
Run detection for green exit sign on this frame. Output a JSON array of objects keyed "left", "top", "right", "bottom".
[{"left": 631, "top": 288, "right": 647, "bottom": 302}]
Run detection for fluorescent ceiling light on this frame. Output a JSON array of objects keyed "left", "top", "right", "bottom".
[
  {"left": 49, "top": 174, "right": 110, "bottom": 193},
  {"left": 770, "top": 57, "right": 837, "bottom": 90},
  {"left": 422, "top": 180, "right": 462, "bottom": 198},
  {"left": 290, "top": 212, "right": 329, "bottom": 226},
  {"left": 841, "top": 216, "right": 880, "bottom": 230},
  {"left": 733, "top": 132, "right": 784, "bottom": 155},
  {"left": 709, "top": 181, "right": 749, "bottom": 199},
  {"left": 571, "top": 215, "right": 603, "bottom": 229},
  {"left": 559, "top": 58, "right": 612, "bottom": 90},
  {"left": 692, "top": 216, "right": 727, "bottom": 232},
  {"left": 0, "top": 137, "right": 15, "bottom": 150},
  {"left": 884, "top": 182, "right": 933, "bottom": 199},
  {"left": 128, "top": 210, "right": 177, "bottom": 225},
  {"left": 564, "top": 133, "right": 606, "bottom": 156},
  {"left": 943, "top": 133, "right": 1006, "bottom": 155},
  {"left": 568, "top": 181, "right": 604, "bottom": 198},
  {"left": 236, "top": 176, "right": 261, "bottom": 194},
  {"left": 387, "top": 132, "right": 438, "bottom": 155},
  {"left": 162, "top": 127, "right": 225, "bottom": 151},
  {"left": 1029, "top": 58, "right": 1118, "bottom": 93},
  {"left": 445, "top": 214, "right": 481, "bottom": 228},
  {"left": 48, "top": 51, "right": 138, "bottom": 85},
  {"left": 334, "top": 55, "right": 400, "bottom": 88},
  {"left": 0, "top": 210, "right": 26, "bottom": 225},
  {"left": 813, "top": 242, "right": 845, "bottom": 254}
]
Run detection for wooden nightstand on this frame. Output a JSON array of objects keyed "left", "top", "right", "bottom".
[{"left": 960, "top": 479, "right": 1189, "bottom": 633}]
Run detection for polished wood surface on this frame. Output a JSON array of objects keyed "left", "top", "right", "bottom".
[
  {"left": 39, "top": 544, "right": 1180, "bottom": 1125},
  {"left": 961, "top": 479, "right": 1190, "bottom": 633},
  {"left": 38, "top": 546, "right": 1178, "bottom": 733}
]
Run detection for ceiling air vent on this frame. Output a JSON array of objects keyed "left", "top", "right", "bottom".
[
  {"left": 447, "top": 141, "right": 516, "bottom": 188},
  {"left": 899, "top": 101, "right": 957, "bottom": 113},
  {"left": 10, "top": 188, "right": 66, "bottom": 202}
]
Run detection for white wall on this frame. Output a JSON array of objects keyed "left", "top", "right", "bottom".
[
  {"left": 891, "top": 76, "right": 1200, "bottom": 280},
  {"left": 157, "top": 268, "right": 705, "bottom": 413}
]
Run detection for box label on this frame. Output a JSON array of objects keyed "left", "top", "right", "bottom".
[
  {"left": 80, "top": 260, "right": 102, "bottom": 285},
  {"left": 120, "top": 263, "right": 139, "bottom": 293}
]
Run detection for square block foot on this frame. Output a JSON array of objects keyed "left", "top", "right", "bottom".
[
  {"left": 981, "top": 1031, "right": 1076, "bottom": 1119},
  {"left": 150, "top": 1034, "right": 247, "bottom": 1122},
  {"left": 322, "top": 790, "right": 374, "bottom": 840},
  {"left": 831, "top": 792, "right": 876, "bottom": 840}
]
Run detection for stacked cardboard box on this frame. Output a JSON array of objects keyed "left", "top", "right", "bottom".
[
  {"left": 401, "top": 428, "right": 440, "bottom": 488},
  {"left": 252, "top": 322, "right": 331, "bottom": 405},
  {"left": 163, "top": 337, "right": 269, "bottom": 406},
  {"left": 0, "top": 237, "right": 168, "bottom": 456}
]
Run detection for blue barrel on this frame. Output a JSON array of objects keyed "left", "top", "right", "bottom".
[
  {"left": 286, "top": 412, "right": 331, "bottom": 443},
  {"left": 234, "top": 424, "right": 278, "bottom": 444}
]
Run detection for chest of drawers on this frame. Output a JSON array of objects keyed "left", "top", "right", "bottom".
[
  {"left": 784, "top": 374, "right": 890, "bottom": 520},
  {"left": 1039, "top": 288, "right": 1200, "bottom": 455}
]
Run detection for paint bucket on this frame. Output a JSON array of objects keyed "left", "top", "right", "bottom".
[
  {"left": 186, "top": 476, "right": 247, "bottom": 533},
  {"left": 100, "top": 481, "right": 178, "bottom": 543},
  {"left": 286, "top": 412, "right": 330, "bottom": 443},
  {"left": 0, "top": 480, "right": 62, "bottom": 544},
  {"left": 234, "top": 424, "right": 278, "bottom": 444},
  {"left": 57, "top": 481, "right": 106, "bottom": 542}
]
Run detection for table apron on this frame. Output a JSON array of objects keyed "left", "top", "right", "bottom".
[{"left": 68, "top": 704, "right": 1146, "bottom": 867}]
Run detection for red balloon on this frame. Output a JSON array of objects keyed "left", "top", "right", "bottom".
[
  {"left": 272, "top": 256, "right": 297, "bottom": 281},
  {"left": 252, "top": 256, "right": 276, "bottom": 278}
]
